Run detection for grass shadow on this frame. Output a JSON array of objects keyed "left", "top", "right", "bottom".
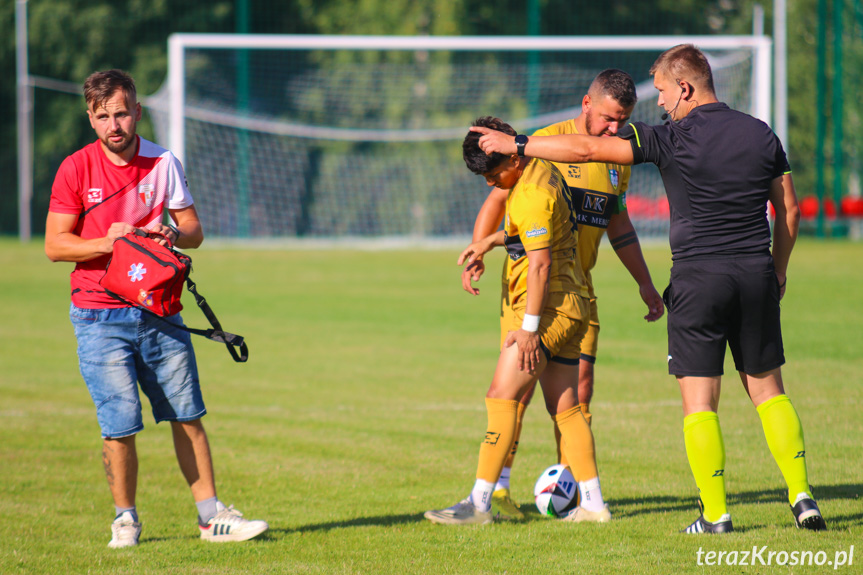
[
  {"left": 152, "top": 483, "right": 860, "bottom": 541},
  {"left": 608, "top": 482, "right": 861, "bottom": 530},
  {"left": 271, "top": 513, "right": 425, "bottom": 534}
]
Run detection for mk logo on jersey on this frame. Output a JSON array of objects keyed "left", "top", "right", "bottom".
[
  {"left": 567, "top": 165, "right": 581, "bottom": 179},
  {"left": 794, "top": 450, "right": 806, "bottom": 459},
  {"left": 87, "top": 188, "right": 103, "bottom": 203},
  {"left": 712, "top": 469, "right": 725, "bottom": 477},
  {"left": 609, "top": 169, "right": 619, "bottom": 189},
  {"left": 484, "top": 431, "right": 501, "bottom": 445},
  {"left": 582, "top": 193, "right": 607, "bottom": 214},
  {"left": 138, "top": 184, "right": 155, "bottom": 207},
  {"left": 525, "top": 223, "right": 548, "bottom": 238}
]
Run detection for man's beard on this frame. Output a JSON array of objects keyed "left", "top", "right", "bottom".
[
  {"left": 102, "top": 129, "right": 136, "bottom": 155},
  {"left": 584, "top": 114, "right": 610, "bottom": 137}
]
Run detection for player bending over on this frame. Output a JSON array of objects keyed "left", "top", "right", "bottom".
[
  {"left": 461, "top": 70, "right": 663, "bottom": 520},
  {"left": 424, "top": 116, "right": 609, "bottom": 525},
  {"left": 470, "top": 44, "right": 826, "bottom": 534}
]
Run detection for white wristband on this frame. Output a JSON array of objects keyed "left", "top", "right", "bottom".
[{"left": 521, "top": 314, "right": 540, "bottom": 332}]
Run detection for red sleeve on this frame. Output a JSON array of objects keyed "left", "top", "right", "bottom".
[{"left": 49, "top": 155, "right": 84, "bottom": 215}]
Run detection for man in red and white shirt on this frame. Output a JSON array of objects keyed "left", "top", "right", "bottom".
[{"left": 46, "top": 69, "right": 267, "bottom": 548}]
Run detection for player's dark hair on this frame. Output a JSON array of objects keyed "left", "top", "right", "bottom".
[
  {"left": 589, "top": 69, "right": 638, "bottom": 108},
  {"left": 649, "top": 44, "right": 716, "bottom": 94},
  {"left": 463, "top": 116, "right": 517, "bottom": 175},
  {"left": 83, "top": 69, "right": 137, "bottom": 111}
]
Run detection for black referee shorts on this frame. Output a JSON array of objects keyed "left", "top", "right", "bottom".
[{"left": 663, "top": 255, "right": 785, "bottom": 377}]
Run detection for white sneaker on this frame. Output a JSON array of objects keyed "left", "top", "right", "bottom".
[
  {"left": 560, "top": 505, "right": 612, "bottom": 523},
  {"left": 199, "top": 502, "right": 269, "bottom": 542},
  {"left": 424, "top": 498, "right": 493, "bottom": 525},
  {"left": 108, "top": 511, "right": 142, "bottom": 548}
]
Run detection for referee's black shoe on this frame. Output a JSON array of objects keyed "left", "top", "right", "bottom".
[
  {"left": 791, "top": 493, "right": 827, "bottom": 531},
  {"left": 681, "top": 513, "right": 734, "bottom": 534}
]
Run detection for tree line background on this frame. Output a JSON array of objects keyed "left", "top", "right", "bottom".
[{"left": 1, "top": 0, "right": 859, "bottom": 236}]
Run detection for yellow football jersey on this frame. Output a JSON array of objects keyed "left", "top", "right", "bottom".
[
  {"left": 503, "top": 158, "right": 590, "bottom": 308},
  {"left": 533, "top": 120, "right": 631, "bottom": 298}
]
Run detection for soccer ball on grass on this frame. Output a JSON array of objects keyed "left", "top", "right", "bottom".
[{"left": 534, "top": 464, "right": 579, "bottom": 517}]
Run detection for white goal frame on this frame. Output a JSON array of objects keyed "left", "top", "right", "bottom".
[{"left": 165, "top": 34, "right": 773, "bottom": 167}]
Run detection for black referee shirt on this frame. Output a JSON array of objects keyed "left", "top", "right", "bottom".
[{"left": 619, "top": 102, "right": 790, "bottom": 261}]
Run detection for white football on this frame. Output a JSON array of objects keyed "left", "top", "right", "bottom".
[{"left": 534, "top": 464, "right": 579, "bottom": 517}]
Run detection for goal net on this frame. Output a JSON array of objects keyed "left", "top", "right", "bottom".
[{"left": 147, "top": 35, "right": 771, "bottom": 243}]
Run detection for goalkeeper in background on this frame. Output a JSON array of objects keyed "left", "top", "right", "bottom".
[
  {"left": 461, "top": 69, "right": 664, "bottom": 520},
  {"left": 425, "top": 116, "right": 612, "bottom": 525}
]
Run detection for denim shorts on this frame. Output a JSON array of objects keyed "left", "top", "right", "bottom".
[{"left": 70, "top": 304, "right": 206, "bottom": 438}]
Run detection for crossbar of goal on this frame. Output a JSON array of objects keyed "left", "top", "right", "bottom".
[{"left": 166, "top": 34, "right": 772, "bottom": 165}]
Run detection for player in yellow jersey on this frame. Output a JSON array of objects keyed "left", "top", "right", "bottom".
[
  {"left": 461, "top": 70, "right": 664, "bottom": 520},
  {"left": 425, "top": 116, "right": 610, "bottom": 525}
]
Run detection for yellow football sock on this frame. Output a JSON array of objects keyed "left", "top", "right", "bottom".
[
  {"left": 683, "top": 411, "right": 727, "bottom": 523},
  {"left": 553, "top": 422, "right": 567, "bottom": 467},
  {"left": 757, "top": 394, "right": 812, "bottom": 505},
  {"left": 553, "top": 404, "right": 592, "bottom": 467},
  {"left": 503, "top": 401, "right": 527, "bottom": 469},
  {"left": 580, "top": 402, "right": 592, "bottom": 427},
  {"left": 475, "top": 398, "right": 520, "bottom": 483},
  {"left": 553, "top": 405, "right": 597, "bottom": 482}
]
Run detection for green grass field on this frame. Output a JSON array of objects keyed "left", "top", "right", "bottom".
[{"left": 1, "top": 238, "right": 861, "bottom": 574}]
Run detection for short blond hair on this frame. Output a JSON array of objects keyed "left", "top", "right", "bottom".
[
  {"left": 83, "top": 69, "right": 137, "bottom": 111},
  {"left": 649, "top": 44, "right": 715, "bottom": 95}
]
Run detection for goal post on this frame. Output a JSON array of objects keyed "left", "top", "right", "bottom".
[{"left": 151, "top": 34, "right": 772, "bottom": 242}]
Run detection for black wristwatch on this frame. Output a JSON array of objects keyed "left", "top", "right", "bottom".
[{"left": 515, "top": 134, "right": 528, "bottom": 157}]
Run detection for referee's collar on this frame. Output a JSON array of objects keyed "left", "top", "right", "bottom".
[{"left": 671, "top": 102, "right": 728, "bottom": 126}]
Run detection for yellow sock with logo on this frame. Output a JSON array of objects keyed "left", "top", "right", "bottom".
[
  {"left": 475, "top": 398, "right": 520, "bottom": 487},
  {"left": 756, "top": 394, "right": 812, "bottom": 505},
  {"left": 683, "top": 411, "right": 727, "bottom": 523}
]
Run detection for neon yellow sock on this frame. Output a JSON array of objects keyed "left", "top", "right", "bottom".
[
  {"left": 683, "top": 411, "right": 727, "bottom": 522},
  {"left": 757, "top": 394, "right": 812, "bottom": 505}
]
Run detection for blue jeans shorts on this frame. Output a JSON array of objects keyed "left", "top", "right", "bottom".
[{"left": 70, "top": 304, "right": 206, "bottom": 438}]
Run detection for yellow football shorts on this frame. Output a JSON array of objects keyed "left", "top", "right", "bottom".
[
  {"left": 579, "top": 298, "right": 600, "bottom": 362},
  {"left": 500, "top": 288, "right": 589, "bottom": 364}
]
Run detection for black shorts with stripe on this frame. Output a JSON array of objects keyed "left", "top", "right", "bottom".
[{"left": 663, "top": 255, "right": 784, "bottom": 377}]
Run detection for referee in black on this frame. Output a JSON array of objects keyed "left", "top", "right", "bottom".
[{"left": 470, "top": 44, "right": 826, "bottom": 534}]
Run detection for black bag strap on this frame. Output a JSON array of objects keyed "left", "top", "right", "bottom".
[
  {"left": 181, "top": 276, "right": 249, "bottom": 363},
  {"left": 102, "top": 231, "right": 249, "bottom": 362},
  {"left": 105, "top": 285, "right": 249, "bottom": 363}
]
